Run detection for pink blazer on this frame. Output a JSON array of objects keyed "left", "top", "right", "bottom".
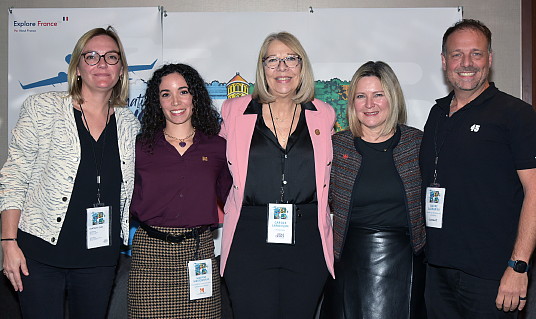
[{"left": 219, "top": 95, "right": 336, "bottom": 277}]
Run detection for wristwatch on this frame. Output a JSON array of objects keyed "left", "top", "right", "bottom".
[{"left": 508, "top": 260, "right": 530, "bottom": 273}]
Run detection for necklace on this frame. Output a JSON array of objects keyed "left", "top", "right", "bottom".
[
  {"left": 360, "top": 133, "right": 396, "bottom": 152},
  {"left": 268, "top": 103, "right": 298, "bottom": 147},
  {"left": 163, "top": 129, "right": 196, "bottom": 147}
]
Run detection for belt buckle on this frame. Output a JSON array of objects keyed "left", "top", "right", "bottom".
[{"left": 164, "top": 232, "right": 176, "bottom": 244}]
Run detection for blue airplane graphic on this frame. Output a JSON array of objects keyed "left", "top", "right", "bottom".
[{"left": 19, "top": 54, "right": 157, "bottom": 90}]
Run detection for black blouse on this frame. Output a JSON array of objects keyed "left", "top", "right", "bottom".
[
  {"left": 242, "top": 99, "right": 317, "bottom": 206},
  {"left": 350, "top": 129, "right": 408, "bottom": 229},
  {"left": 19, "top": 108, "right": 122, "bottom": 267}
]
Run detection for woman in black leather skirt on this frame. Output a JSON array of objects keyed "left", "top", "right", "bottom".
[{"left": 320, "top": 61, "right": 426, "bottom": 319}]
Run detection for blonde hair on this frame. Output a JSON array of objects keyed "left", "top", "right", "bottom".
[
  {"left": 67, "top": 26, "right": 129, "bottom": 107},
  {"left": 252, "top": 32, "right": 315, "bottom": 104},
  {"left": 347, "top": 61, "right": 407, "bottom": 137}
]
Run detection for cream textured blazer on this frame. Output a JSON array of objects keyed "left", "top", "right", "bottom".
[{"left": 0, "top": 92, "right": 140, "bottom": 245}]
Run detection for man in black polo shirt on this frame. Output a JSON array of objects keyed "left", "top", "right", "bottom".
[{"left": 420, "top": 19, "right": 536, "bottom": 318}]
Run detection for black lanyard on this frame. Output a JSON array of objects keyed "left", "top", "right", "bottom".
[
  {"left": 431, "top": 117, "right": 446, "bottom": 187},
  {"left": 79, "top": 103, "right": 111, "bottom": 205},
  {"left": 431, "top": 97, "right": 460, "bottom": 187},
  {"left": 268, "top": 103, "right": 298, "bottom": 203}
]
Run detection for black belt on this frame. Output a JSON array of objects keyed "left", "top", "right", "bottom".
[{"left": 138, "top": 221, "right": 209, "bottom": 244}]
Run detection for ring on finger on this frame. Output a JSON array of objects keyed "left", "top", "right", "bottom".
[{"left": 520, "top": 296, "right": 528, "bottom": 301}]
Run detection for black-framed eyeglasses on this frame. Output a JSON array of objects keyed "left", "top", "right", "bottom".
[
  {"left": 81, "top": 51, "right": 121, "bottom": 66},
  {"left": 262, "top": 55, "right": 302, "bottom": 69}
]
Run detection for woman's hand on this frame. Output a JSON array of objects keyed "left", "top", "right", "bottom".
[
  {"left": 2, "top": 240, "right": 29, "bottom": 292},
  {"left": 2, "top": 209, "right": 28, "bottom": 291}
]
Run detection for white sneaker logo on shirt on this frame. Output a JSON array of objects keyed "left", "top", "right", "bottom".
[{"left": 470, "top": 124, "right": 480, "bottom": 132}]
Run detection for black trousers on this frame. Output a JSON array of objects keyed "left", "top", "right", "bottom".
[
  {"left": 224, "top": 204, "right": 329, "bottom": 319},
  {"left": 425, "top": 264, "right": 519, "bottom": 319},
  {"left": 18, "top": 258, "right": 116, "bottom": 319}
]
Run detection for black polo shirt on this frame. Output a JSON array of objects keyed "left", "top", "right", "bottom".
[{"left": 420, "top": 83, "right": 536, "bottom": 280}]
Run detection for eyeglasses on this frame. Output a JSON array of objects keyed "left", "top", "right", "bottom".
[
  {"left": 81, "top": 51, "right": 121, "bottom": 66},
  {"left": 262, "top": 55, "right": 302, "bottom": 69}
]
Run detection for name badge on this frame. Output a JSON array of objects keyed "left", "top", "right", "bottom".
[
  {"left": 86, "top": 206, "right": 111, "bottom": 249},
  {"left": 266, "top": 203, "right": 295, "bottom": 244},
  {"left": 188, "top": 259, "right": 213, "bottom": 300},
  {"left": 425, "top": 187, "right": 446, "bottom": 228}
]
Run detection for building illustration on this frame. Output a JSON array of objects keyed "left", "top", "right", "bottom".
[{"left": 226, "top": 72, "right": 250, "bottom": 99}]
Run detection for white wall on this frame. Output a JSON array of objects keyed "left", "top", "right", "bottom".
[{"left": 0, "top": 0, "right": 522, "bottom": 165}]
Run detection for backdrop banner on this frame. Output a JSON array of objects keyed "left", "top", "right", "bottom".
[
  {"left": 7, "top": 7, "right": 462, "bottom": 257},
  {"left": 8, "top": 7, "right": 162, "bottom": 134},
  {"left": 163, "top": 7, "right": 462, "bottom": 130}
]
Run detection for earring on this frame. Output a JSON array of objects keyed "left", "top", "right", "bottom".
[{"left": 77, "top": 76, "right": 81, "bottom": 81}]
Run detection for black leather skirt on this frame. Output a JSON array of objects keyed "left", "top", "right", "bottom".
[{"left": 320, "top": 226, "right": 426, "bottom": 319}]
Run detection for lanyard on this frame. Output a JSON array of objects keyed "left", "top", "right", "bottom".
[
  {"left": 79, "top": 103, "right": 111, "bottom": 205},
  {"left": 431, "top": 120, "right": 444, "bottom": 187},
  {"left": 268, "top": 103, "right": 298, "bottom": 203},
  {"left": 431, "top": 97, "right": 457, "bottom": 187}
]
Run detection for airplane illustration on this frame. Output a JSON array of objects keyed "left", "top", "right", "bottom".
[{"left": 19, "top": 54, "right": 157, "bottom": 90}]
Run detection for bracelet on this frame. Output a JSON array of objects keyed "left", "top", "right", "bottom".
[{"left": 0, "top": 238, "right": 17, "bottom": 241}]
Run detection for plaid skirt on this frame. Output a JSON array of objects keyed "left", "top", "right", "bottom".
[{"left": 128, "top": 226, "right": 221, "bottom": 319}]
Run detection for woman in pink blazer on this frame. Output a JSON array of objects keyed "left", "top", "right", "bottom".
[{"left": 219, "top": 32, "right": 335, "bottom": 319}]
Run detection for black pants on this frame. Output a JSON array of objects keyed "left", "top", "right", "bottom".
[
  {"left": 107, "top": 254, "right": 130, "bottom": 319},
  {"left": 18, "top": 258, "right": 116, "bottom": 319},
  {"left": 224, "top": 204, "right": 329, "bottom": 319},
  {"left": 425, "top": 264, "right": 519, "bottom": 319}
]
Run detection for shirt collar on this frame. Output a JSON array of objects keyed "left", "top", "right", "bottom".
[
  {"left": 243, "top": 98, "right": 317, "bottom": 115},
  {"left": 436, "top": 82, "right": 498, "bottom": 113}
]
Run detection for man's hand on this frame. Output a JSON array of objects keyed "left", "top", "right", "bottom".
[{"left": 495, "top": 267, "right": 528, "bottom": 312}]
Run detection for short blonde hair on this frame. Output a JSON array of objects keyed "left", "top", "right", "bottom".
[
  {"left": 347, "top": 61, "right": 407, "bottom": 137},
  {"left": 67, "top": 26, "right": 129, "bottom": 107},
  {"left": 252, "top": 32, "right": 314, "bottom": 104}
]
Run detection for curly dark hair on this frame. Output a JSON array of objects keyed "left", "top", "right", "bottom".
[{"left": 139, "top": 63, "right": 221, "bottom": 150}]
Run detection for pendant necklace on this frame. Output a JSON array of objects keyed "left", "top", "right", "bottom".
[
  {"left": 268, "top": 103, "right": 298, "bottom": 147},
  {"left": 163, "top": 128, "right": 196, "bottom": 147},
  {"left": 362, "top": 137, "right": 394, "bottom": 152},
  {"left": 361, "top": 132, "right": 396, "bottom": 152}
]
